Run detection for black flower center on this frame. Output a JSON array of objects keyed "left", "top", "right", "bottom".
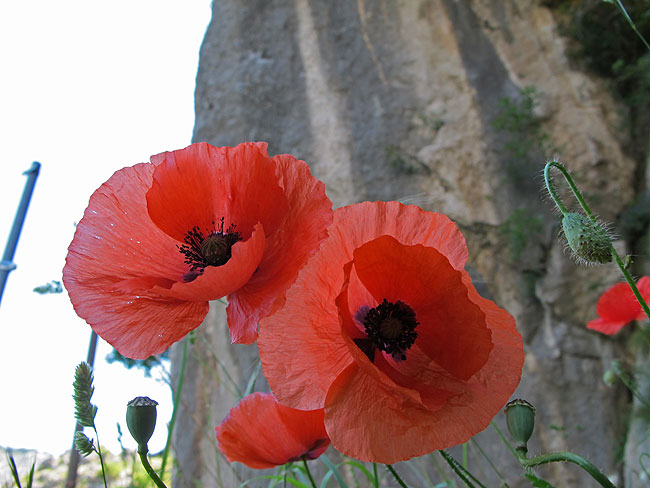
[
  {"left": 354, "top": 299, "right": 419, "bottom": 362},
  {"left": 178, "top": 217, "right": 241, "bottom": 281}
]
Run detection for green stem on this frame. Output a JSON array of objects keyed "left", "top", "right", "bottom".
[
  {"left": 438, "top": 450, "right": 487, "bottom": 488},
  {"left": 612, "top": 250, "right": 650, "bottom": 322},
  {"left": 386, "top": 465, "right": 409, "bottom": 488},
  {"left": 518, "top": 452, "right": 615, "bottom": 488},
  {"left": 138, "top": 446, "right": 168, "bottom": 488},
  {"left": 545, "top": 160, "right": 650, "bottom": 320},
  {"left": 160, "top": 337, "right": 188, "bottom": 478},
  {"left": 302, "top": 457, "right": 317, "bottom": 488},
  {"left": 543, "top": 161, "right": 569, "bottom": 216},
  {"left": 372, "top": 463, "right": 379, "bottom": 488},
  {"left": 93, "top": 427, "right": 108, "bottom": 488},
  {"left": 611, "top": 0, "right": 650, "bottom": 53}
]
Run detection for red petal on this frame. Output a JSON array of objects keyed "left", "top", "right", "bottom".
[
  {"left": 147, "top": 142, "right": 289, "bottom": 241},
  {"left": 587, "top": 317, "right": 627, "bottom": 335},
  {"left": 258, "top": 202, "right": 469, "bottom": 409},
  {"left": 216, "top": 392, "right": 329, "bottom": 469},
  {"left": 324, "top": 274, "right": 523, "bottom": 463},
  {"left": 148, "top": 223, "right": 265, "bottom": 303},
  {"left": 596, "top": 281, "right": 643, "bottom": 323},
  {"left": 227, "top": 154, "right": 332, "bottom": 344},
  {"left": 66, "top": 283, "right": 208, "bottom": 359},
  {"left": 63, "top": 163, "right": 209, "bottom": 359},
  {"left": 349, "top": 235, "right": 493, "bottom": 380}
]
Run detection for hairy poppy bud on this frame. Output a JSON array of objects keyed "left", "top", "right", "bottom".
[
  {"left": 505, "top": 399, "right": 536, "bottom": 456},
  {"left": 126, "top": 396, "right": 158, "bottom": 452},
  {"left": 561, "top": 213, "right": 612, "bottom": 265}
]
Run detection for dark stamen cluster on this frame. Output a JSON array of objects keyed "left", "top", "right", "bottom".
[
  {"left": 178, "top": 217, "right": 241, "bottom": 278},
  {"left": 361, "top": 299, "right": 419, "bottom": 361}
]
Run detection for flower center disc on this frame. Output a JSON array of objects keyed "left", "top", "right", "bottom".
[
  {"left": 178, "top": 218, "right": 241, "bottom": 280},
  {"left": 200, "top": 234, "right": 231, "bottom": 266},
  {"left": 361, "top": 299, "right": 419, "bottom": 361}
]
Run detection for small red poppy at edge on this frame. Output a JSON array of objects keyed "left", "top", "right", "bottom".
[
  {"left": 216, "top": 392, "right": 330, "bottom": 469},
  {"left": 587, "top": 276, "right": 650, "bottom": 335},
  {"left": 63, "top": 142, "right": 332, "bottom": 358},
  {"left": 258, "top": 201, "right": 524, "bottom": 464}
]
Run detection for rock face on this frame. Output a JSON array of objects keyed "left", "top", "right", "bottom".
[{"left": 173, "top": 1, "right": 643, "bottom": 486}]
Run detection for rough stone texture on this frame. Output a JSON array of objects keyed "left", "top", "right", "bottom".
[{"left": 173, "top": 1, "right": 644, "bottom": 486}]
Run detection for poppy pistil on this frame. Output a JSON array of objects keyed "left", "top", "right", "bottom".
[
  {"left": 360, "top": 299, "right": 419, "bottom": 361},
  {"left": 179, "top": 217, "right": 241, "bottom": 278}
]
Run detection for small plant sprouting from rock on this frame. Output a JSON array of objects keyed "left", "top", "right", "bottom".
[
  {"left": 499, "top": 208, "right": 544, "bottom": 264},
  {"left": 493, "top": 86, "right": 553, "bottom": 184}
]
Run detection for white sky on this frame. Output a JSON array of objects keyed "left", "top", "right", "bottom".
[{"left": 0, "top": 1, "right": 212, "bottom": 455}]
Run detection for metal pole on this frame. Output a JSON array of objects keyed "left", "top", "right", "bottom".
[{"left": 0, "top": 161, "right": 41, "bottom": 307}]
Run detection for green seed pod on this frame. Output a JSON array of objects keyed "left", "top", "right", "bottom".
[
  {"left": 126, "top": 396, "right": 158, "bottom": 451},
  {"left": 505, "top": 399, "right": 536, "bottom": 456},
  {"left": 561, "top": 213, "right": 612, "bottom": 265}
]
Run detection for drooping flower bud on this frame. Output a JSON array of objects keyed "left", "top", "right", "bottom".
[
  {"left": 561, "top": 213, "right": 612, "bottom": 265},
  {"left": 126, "top": 396, "right": 158, "bottom": 452},
  {"left": 505, "top": 399, "right": 536, "bottom": 456}
]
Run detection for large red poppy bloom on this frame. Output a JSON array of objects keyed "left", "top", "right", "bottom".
[
  {"left": 587, "top": 277, "right": 650, "bottom": 335},
  {"left": 216, "top": 392, "right": 330, "bottom": 469},
  {"left": 63, "top": 142, "right": 332, "bottom": 358},
  {"left": 258, "top": 201, "right": 524, "bottom": 464}
]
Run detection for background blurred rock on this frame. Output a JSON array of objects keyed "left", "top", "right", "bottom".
[{"left": 171, "top": 1, "right": 650, "bottom": 486}]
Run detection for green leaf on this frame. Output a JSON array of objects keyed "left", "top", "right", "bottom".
[
  {"left": 320, "top": 454, "right": 349, "bottom": 488},
  {"left": 525, "top": 473, "right": 557, "bottom": 488}
]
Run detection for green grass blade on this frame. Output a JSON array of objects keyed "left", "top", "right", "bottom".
[{"left": 320, "top": 454, "right": 349, "bottom": 488}]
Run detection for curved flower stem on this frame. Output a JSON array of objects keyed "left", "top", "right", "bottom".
[
  {"left": 517, "top": 452, "right": 615, "bottom": 488},
  {"left": 301, "top": 457, "right": 317, "bottom": 488},
  {"left": 544, "top": 160, "right": 650, "bottom": 321},
  {"left": 138, "top": 446, "right": 168, "bottom": 488},
  {"left": 438, "top": 450, "right": 487, "bottom": 488},
  {"left": 543, "top": 161, "right": 570, "bottom": 216},
  {"left": 385, "top": 465, "right": 409, "bottom": 488}
]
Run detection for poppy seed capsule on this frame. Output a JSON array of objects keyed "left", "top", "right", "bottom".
[
  {"left": 504, "top": 399, "right": 535, "bottom": 456},
  {"left": 126, "top": 396, "right": 158, "bottom": 451},
  {"left": 561, "top": 213, "right": 612, "bottom": 264}
]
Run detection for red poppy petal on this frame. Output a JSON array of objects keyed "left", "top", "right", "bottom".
[
  {"left": 349, "top": 235, "right": 493, "bottom": 380},
  {"left": 587, "top": 317, "right": 627, "bottom": 335},
  {"left": 596, "top": 281, "right": 643, "bottom": 323},
  {"left": 67, "top": 284, "right": 208, "bottom": 359},
  {"left": 226, "top": 154, "right": 332, "bottom": 344},
  {"left": 259, "top": 202, "right": 471, "bottom": 410},
  {"left": 336, "top": 260, "right": 463, "bottom": 412},
  {"left": 147, "top": 223, "right": 266, "bottom": 304},
  {"left": 64, "top": 163, "right": 186, "bottom": 285},
  {"left": 147, "top": 142, "right": 288, "bottom": 241},
  {"left": 216, "top": 392, "right": 329, "bottom": 469},
  {"left": 325, "top": 278, "right": 523, "bottom": 464}
]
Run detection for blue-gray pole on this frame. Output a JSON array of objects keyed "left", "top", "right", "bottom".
[{"left": 0, "top": 161, "right": 41, "bottom": 307}]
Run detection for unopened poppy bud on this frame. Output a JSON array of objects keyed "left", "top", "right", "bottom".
[
  {"left": 126, "top": 396, "right": 158, "bottom": 452},
  {"left": 505, "top": 399, "right": 535, "bottom": 456},
  {"left": 561, "top": 213, "right": 612, "bottom": 264}
]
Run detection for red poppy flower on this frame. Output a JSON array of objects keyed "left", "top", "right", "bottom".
[
  {"left": 258, "top": 201, "right": 524, "bottom": 464},
  {"left": 587, "top": 277, "right": 650, "bottom": 335},
  {"left": 63, "top": 142, "right": 332, "bottom": 358},
  {"left": 216, "top": 392, "right": 330, "bottom": 469}
]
